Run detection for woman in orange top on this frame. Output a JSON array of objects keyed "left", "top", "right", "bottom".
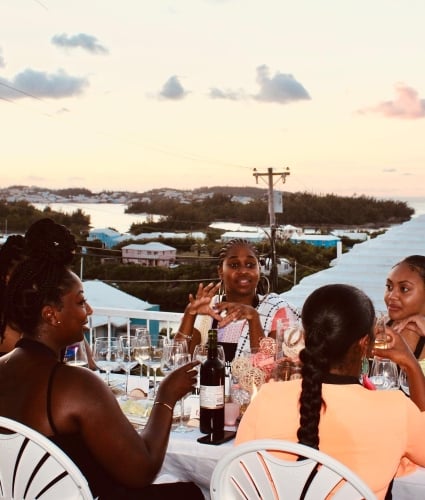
[{"left": 236, "top": 284, "right": 425, "bottom": 500}]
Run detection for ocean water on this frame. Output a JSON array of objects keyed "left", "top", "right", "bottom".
[
  {"left": 33, "top": 203, "right": 159, "bottom": 234},
  {"left": 34, "top": 197, "right": 425, "bottom": 234}
]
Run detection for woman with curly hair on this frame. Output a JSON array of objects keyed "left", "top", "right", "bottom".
[
  {"left": 0, "top": 218, "right": 203, "bottom": 500},
  {"left": 176, "top": 238, "right": 298, "bottom": 360},
  {"left": 236, "top": 284, "right": 425, "bottom": 499}
]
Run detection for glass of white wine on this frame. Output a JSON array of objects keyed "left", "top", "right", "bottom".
[
  {"left": 63, "top": 340, "right": 89, "bottom": 367},
  {"left": 145, "top": 337, "right": 164, "bottom": 399},
  {"left": 134, "top": 334, "right": 152, "bottom": 391},
  {"left": 118, "top": 335, "right": 139, "bottom": 399}
]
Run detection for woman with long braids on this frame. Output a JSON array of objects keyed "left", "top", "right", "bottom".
[
  {"left": 236, "top": 284, "right": 425, "bottom": 499},
  {"left": 0, "top": 218, "right": 203, "bottom": 500},
  {"left": 176, "top": 238, "right": 298, "bottom": 360}
]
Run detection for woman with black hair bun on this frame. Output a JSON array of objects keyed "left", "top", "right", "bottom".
[
  {"left": 236, "top": 284, "right": 425, "bottom": 499},
  {"left": 0, "top": 234, "right": 25, "bottom": 355},
  {"left": 0, "top": 218, "right": 203, "bottom": 500}
]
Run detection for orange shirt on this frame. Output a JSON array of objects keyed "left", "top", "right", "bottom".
[{"left": 235, "top": 379, "right": 425, "bottom": 500}]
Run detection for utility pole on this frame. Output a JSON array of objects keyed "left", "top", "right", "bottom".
[{"left": 253, "top": 166, "right": 290, "bottom": 292}]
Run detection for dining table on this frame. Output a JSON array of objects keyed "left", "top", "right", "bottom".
[{"left": 112, "top": 373, "right": 425, "bottom": 500}]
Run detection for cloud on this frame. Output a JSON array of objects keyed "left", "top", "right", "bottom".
[
  {"left": 254, "top": 65, "right": 311, "bottom": 104},
  {"left": 359, "top": 83, "right": 425, "bottom": 119},
  {"left": 51, "top": 33, "right": 109, "bottom": 55},
  {"left": 0, "top": 48, "right": 5, "bottom": 68},
  {"left": 209, "top": 87, "right": 246, "bottom": 100},
  {"left": 159, "top": 75, "right": 188, "bottom": 100},
  {"left": 382, "top": 168, "right": 396, "bottom": 173},
  {"left": 0, "top": 69, "right": 89, "bottom": 100}
]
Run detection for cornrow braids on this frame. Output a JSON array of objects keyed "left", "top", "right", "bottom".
[
  {"left": 296, "top": 284, "right": 375, "bottom": 451},
  {"left": 217, "top": 239, "right": 259, "bottom": 268}
]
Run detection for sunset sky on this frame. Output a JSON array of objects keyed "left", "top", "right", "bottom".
[{"left": 1, "top": 0, "right": 425, "bottom": 200}]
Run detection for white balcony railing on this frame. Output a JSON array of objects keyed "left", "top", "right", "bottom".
[{"left": 87, "top": 306, "right": 183, "bottom": 346}]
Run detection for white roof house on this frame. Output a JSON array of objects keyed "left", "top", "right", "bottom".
[
  {"left": 121, "top": 242, "right": 176, "bottom": 267},
  {"left": 281, "top": 214, "right": 425, "bottom": 314},
  {"left": 83, "top": 280, "right": 155, "bottom": 329}
]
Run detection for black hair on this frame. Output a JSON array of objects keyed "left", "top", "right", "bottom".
[
  {"left": 0, "top": 219, "right": 77, "bottom": 339},
  {"left": 296, "top": 284, "right": 375, "bottom": 450},
  {"left": 394, "top": 255, "right": 425, "bottom": 285},
  {"left": 217, "top": 239, "right": 259, "bottom": 268}
]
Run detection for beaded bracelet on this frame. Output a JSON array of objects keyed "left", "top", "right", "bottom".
[
  {"left": 154, "top": 401, "right": 173, "bottom": 412},
  {"left": 176, "top": 331, "right": 193, "bottom": 341}
]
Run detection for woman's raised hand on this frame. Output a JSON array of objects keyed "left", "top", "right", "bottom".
[
  {"left": 213, "top": 301, "right": 258, "bottom": 327},
  {"left": 372, "top": 326, "right": 416, "bottom": 369},
  {"left": 186, "top": 282, "right": 221, "bottom": 318},
  {"left": 156, "top": 360, "right": 199, "bottom": 406},
  {"left": 392, "top": 314, "right": 425, "bottom": 338}
]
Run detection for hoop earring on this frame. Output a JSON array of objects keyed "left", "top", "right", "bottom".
[
  {"left": 257, "top": 274, "right": 270, "bottom": 296},
  {"left": 218, "top": 280, "right": 225, "bottom": 302}
]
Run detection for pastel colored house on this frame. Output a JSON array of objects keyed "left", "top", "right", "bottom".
[{"left": 121, "top": 242, "right": 177, "bottom": 268}]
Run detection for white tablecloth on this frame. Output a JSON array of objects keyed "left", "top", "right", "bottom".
[
  {"left": 117, "top": 375, "right": 425, "bottom": 500},
  {"left": 158, "top": 426, "right": 425, "bottom": 500},
  {"left": 158, "top": 427, "right": 234, "bottom": 499}
]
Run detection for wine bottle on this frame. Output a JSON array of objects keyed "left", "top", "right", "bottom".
[{"left": 199, "top": 329, "right": 225, "bottom": 439}]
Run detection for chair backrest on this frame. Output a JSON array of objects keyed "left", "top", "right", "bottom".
[
  {"left": 0, "top": 416, "right": 93, "bottom": 500},
  {"left": 210, "top": 439, "right": 376, "bottom": 500}
]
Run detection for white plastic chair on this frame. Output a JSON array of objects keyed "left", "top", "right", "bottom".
[
  {"left": 0, "top": 416, "right": 93, "bottom": 499},
  {"left": 210, "top": 439, "right": 376, "bottom": 500}
]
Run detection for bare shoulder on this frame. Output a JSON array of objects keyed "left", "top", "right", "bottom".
[{"left": 52, "top": 365, "right": 125, "bottom": 429}]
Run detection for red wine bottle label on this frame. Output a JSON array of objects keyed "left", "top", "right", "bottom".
[{"left": 200, "top": 385, "right": 224, "bottom": 409}]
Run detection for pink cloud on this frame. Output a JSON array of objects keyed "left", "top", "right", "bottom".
[{"left": 360, "top": 83, "right": 425, "bottom": 119}]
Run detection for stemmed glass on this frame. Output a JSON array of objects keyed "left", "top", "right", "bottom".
[
  {"left": 63, "top": 340, "right": 89, "bottom": 367},
  {"left": 118, "top": 335, "right": 139, "bottom": 399},
  {"left": 134, "top": 333, "right": 152, "bottom": 391},
  {"left": 93, "top": 337, "right": 120, "bottom": 386},
  {"left": 369, "top": 357, "right": 399, "bottom": 390},
  {"left": 145, "top": 337, "right": 164, "bottom": 399},
  {"left": 173, "top": 352, "right": 193, "bottom": 433}
]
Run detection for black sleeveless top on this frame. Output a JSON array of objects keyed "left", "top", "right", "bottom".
[{"left": 45, "top": 362, "right": 204, "bottom": 500}]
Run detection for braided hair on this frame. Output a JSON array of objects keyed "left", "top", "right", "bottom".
[
  {"left": 394, "top": 255, "right": 425, "bottom": 285},
  {"left": 297, "top": 284, "right": 375, "bottom": 450},
  {"left": 0, "top": 219, "right": 77, "bottom": 338}
]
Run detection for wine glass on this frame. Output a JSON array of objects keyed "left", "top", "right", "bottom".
[
  {"left": 399, "top": 369, "right": 410, "bottom": 395},
  {"left": 160, "top": 341, "right": 185, "bottom": 376},
  {"left": 93, "top": 337, "right": 120, "bottom": 386},
  {"left": 63, "top": 340, "right": 89, "bottom": 367},
  {"left": 145, "top": 337, "right": 164, "bottom": 399},
  {"left": 134, "top": 334, "right": 152, "bottom": 391},
  {"left": 118, "top": 335, "right": 139, "bottom": 399},
  {"left": 369, "top": 357, "right": 399, "bottom": 390},
  {"left": 172, "top": 352, "right": 193, "bottom": 433}
]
